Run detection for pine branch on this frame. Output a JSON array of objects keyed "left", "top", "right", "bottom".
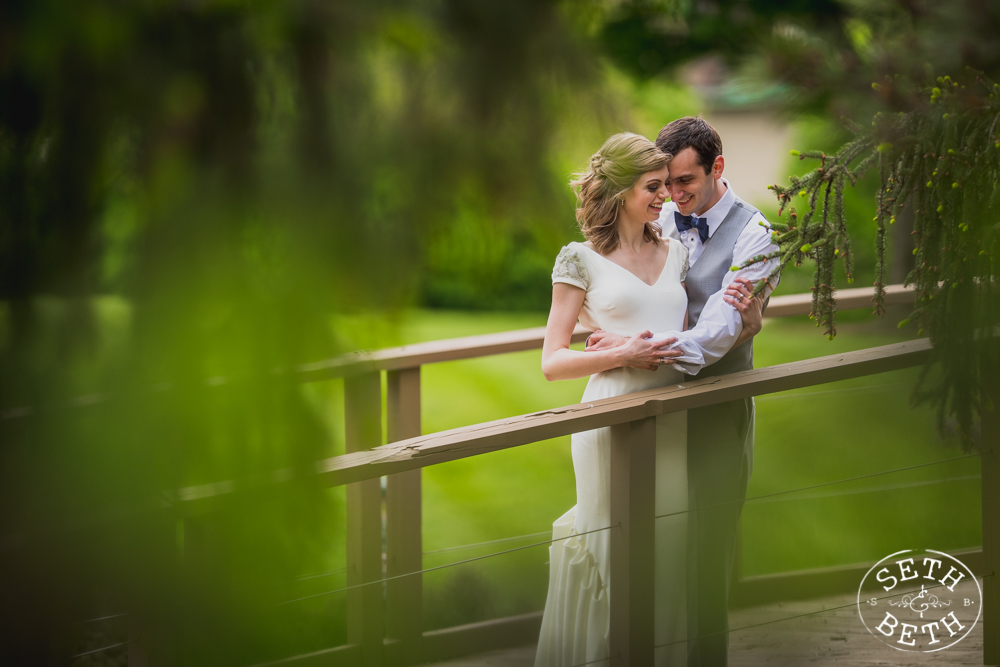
[{"left": 769, "top": 69, "right": 1000, "bottom": 448}]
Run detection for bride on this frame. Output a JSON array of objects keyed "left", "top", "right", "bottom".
[{"left": 537, "top": 132, "right": 744, "bottom": 666}]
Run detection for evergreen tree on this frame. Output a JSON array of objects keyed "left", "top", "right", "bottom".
[
  {"left": 601, "top": 0, "right": 1000, "bottom": 444},
  {"left": 759, "top": 70, "right": 999, "bottom": 445}
]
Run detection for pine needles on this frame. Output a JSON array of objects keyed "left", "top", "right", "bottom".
[{"left": 749, "top": 69, "right": 1000, "bottom": 447}]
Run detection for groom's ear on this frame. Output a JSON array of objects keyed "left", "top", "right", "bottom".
[{"left": 712, "top": 155, "right": 725, "bottom": 179}]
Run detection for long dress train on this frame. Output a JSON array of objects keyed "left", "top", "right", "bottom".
[{"left": 536, "top": 240, "right": 690, "bottom": 666}]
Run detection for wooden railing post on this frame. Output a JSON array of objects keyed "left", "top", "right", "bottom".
[
  {"left": 345, "top": 372, "right": 384, "bottom": 667},
  {"left": 127, "top": 612, "right": 147, "bottom": 667},
  {"left": 983, "top": 377, "right": 999, "bottom": 666},
  {"left": 609, "top": 417, "right": 656, "bottom": 666},
  {"left": 385, "top": 368, "right": 423, "bottom": 665}
]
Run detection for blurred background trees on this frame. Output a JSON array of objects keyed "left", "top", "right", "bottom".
[
  {"left": 600, "top": 0, "right": 999, "bottom": 440},
  {"left": 1, "top": 0, "right": 996, "bottom": 663},
  {"left": 0, "top": 0, "right": 602, "bottom": 663},
  {"left": 601, "top": 0, "right": 1000, "bottom": 115}
]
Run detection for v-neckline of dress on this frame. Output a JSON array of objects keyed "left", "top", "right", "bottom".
[{"left": 579, "top": 240, "right": 672, "bottom": 288}]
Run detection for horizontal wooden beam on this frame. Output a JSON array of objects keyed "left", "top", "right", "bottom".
[
  {"left": 420, "top": 611, "right": 542, "bottom": 663},
  {"left": 252, "top": 613, "right": 542, "bottom": 667},
  {"left": 295, "top": 285, "right": 916, "bottom": 380},
  {"left": 249, "top": 643, "right": 361, "bottom": 666},
  {"left": 296, "top": 326, "right": 592, "bottom": 381},
  {"left": 318, "top": 338, "right": 932, "bottom": 486},
  {"left": 761, "top": 283, "right": 913, "bottom": 318}
]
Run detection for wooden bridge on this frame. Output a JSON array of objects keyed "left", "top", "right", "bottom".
[
  {"left": 422, "top": 590, "right": 987, "bottom": 666},
  {"left": 176, "top": 284, "right": 996, "bottom": 667}
]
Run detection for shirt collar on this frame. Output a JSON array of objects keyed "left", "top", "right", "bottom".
[
  {"left": 657, "top": 178, "right": 738, "bottom": 240},
  {"left": 695, "top": 177, "right": 735, "bottom": 239}
]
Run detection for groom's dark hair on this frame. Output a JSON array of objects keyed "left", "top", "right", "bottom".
[{"left": 655, "top": 117, "right": 722, "bottom": 174}]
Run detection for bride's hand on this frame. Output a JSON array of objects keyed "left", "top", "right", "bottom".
[
  {"left": 616, "top": 331, "right": 682, "bottom": 371},
  {"left": 724, "top": 277, "right": 764, "bottom": 338}
]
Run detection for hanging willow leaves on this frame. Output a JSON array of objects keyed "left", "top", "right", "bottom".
[{"left": 743, "top": 69, "right": 1000, "bottom": 446}]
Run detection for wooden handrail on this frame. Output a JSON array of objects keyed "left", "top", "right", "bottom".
[
  {"left": 295, "top": 326, "right": 592, "bottom": 381},
  {"left": 318, "top": 337, "right": 931, "bottom": 486},
  {"left": 759, "top": 283, "right": 913, "bottom": 318},
  {"left": 294, "top": 285, "right": 916, "bottom": 380}
]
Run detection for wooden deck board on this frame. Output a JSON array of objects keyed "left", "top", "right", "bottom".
[
  {"left": 728, "top": 596, "right": 985, "bottom": 666},
  {"left": 424, "top": 592, "right": 987, "bottom": 666}
]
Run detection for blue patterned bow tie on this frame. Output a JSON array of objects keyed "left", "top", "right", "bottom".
[{"left": 674, "top": 212, "right": 710, "bottom": 243}]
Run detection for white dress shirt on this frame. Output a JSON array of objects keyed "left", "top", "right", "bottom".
[{"left": 653, "top": 178, "right": 781, "bottom": 375}]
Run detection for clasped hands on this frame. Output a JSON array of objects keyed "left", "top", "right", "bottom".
[
  {"left": 586, "top": 330, "right": 681, "bottom": 371},
  {"left": 585, "top": 278, "right": 764, "bottom": 371}
]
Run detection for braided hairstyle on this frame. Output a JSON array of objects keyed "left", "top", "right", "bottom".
[{"left": 570, "top": 133, "right": 671, "bottom": 255}]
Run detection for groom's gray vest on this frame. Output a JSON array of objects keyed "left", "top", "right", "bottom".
[{"left": 685, "top": 195, "right": 761, "bottom": 380}]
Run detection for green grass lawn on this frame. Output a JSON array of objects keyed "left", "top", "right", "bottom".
[{"left": 336, "top": 309, "right": 980, "bottom": 630}]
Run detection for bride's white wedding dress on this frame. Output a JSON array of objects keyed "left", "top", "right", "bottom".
[{"left": 536, "top": 239, "right": 690, "bottom": 667}]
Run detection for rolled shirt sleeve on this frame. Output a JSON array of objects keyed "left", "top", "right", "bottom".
[{"left": 653, "top": 211, "right": 780, "bottom": 376}]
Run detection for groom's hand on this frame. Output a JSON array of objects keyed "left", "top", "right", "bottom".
[
  {"left": 620, "top": 332, "right": 682, "bottom": 370},
  {"left": 590, "top": 330, "right": 683, "bottom": 370},
  {"left": 586, "top": 329, "right": 626, "bottom": 351}
]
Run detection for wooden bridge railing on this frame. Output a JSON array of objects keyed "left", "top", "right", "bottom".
[
  {"left": 317, "top": 339, "right": 997, "bottom": 667},
  {"left": 316, "top": 336, "right": 992, "bottom": 667},
  {"left": 189, "top": 283, "right": 996, "bottom": 667}
]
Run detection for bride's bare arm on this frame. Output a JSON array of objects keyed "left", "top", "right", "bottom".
[{"left": 542, "top": 284, "right": 674, "bottom": 381}]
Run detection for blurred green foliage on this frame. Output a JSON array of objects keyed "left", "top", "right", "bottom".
[
  {"left": 600, "top": 0, "right": 1000, "bottom": 120},
  {"left": 421, "top": 67, "right": 702, "bottom": 310},
  {"left": 3, "top": 0, "right": 996, "bottom": 662},
  {"left": 0, "top": 0, "right": 613, "bottom": 663}
]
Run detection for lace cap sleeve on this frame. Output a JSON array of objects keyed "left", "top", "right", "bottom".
[
  {"left": 676, "top": 240, "right": 690, "bottom": 282},
  {"left": 552, "top": 244, "right": 589, "bottom": 291}
]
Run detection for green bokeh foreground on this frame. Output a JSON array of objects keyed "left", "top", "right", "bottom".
[{"left": 361, "top": 310, "right": 980, "bottom": 632}]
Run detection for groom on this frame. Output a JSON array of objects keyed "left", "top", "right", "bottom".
[{"left": 588, "top": 116, "right": 780, "bottom": 666}]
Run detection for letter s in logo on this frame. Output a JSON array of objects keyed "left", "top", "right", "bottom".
[{"left": 876, "top": 567, "right": 898, "bottom": 592}]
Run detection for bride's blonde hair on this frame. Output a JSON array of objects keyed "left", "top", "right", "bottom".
[{"left": 571, "top": 132, "right": 671, "bottom": 255}]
